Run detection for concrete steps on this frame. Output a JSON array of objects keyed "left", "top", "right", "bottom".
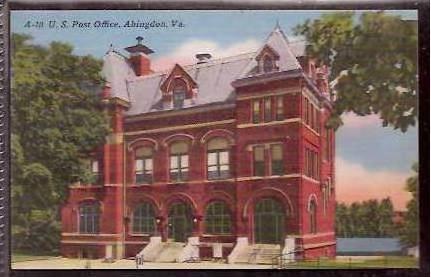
[
  {"left": 235, "top": 244, "right": 281, "bottom": 264},
  {"left": 154, "top": 242, "right": 185, "bottom": 263}
]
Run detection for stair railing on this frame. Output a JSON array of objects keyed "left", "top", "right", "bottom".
[{"left": 271, "top": 249, "right": 303, "bottom": 269}]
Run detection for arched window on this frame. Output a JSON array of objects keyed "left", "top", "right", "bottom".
[
  {"left": 254, "top": 198, "right": 285, "bottom": 244},
  {"left": 135, "top": 146, "right": 153, "bottom": 184},
  {"left": 205, "top": 201, "right": 232, "bottom": 234},
  {"left": 132, "top": 203, "right": 156, "bottom": 234},
  {"left": 170, "top": 141, "right": 189, "bottom": 182},
  {"left": 263, "top": 55, "right": 274, "bottom": 73},
  {"left": 207, "top": 138, "right": 230, "bottom": 180},
  {"left": 309, "top": 200, "right": 317, "bottom": 234},
  {"left": 79, "top": 202, "right": 100, "bottom": 234},
  {"left": 172, "top": 79, "right": 187, "bottom": 109}
]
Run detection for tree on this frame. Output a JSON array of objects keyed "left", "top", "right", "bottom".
[
  {"left": 398, "top": 163, "right": 419, "bottom": 247},
  {"left": 336, "top": 203, "right": 350, "bottom": 237},
  {"left": 378, "top": 197, "right": 395, "bottom": 237},
  {"left": 336, "top": 198, "right": 396, "bottom": 238},
  {"left": 294, "top": 12, "right": 418, "bottom": 132},
  {"left": 11, "top": 34, "right": 110, "bottom": 252}
]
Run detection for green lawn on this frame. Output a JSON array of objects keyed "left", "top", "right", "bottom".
[
  {"left": 278, "top": 256, "right": 419, "bottom": 269},
  {"left": 12, "top": 252, "right": 58, "bottom": 263}
]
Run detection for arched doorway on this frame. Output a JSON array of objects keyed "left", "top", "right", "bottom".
[
  {"left": 167, "top": 202, "right": 193, "bottom": 242},
  {"left": 254, "top": 198, "right": 285, "bottom": 244}
]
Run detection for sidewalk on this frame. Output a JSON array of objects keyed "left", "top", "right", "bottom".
[{"left": 12, "top": 258, "right": 273, "bottom": 269}]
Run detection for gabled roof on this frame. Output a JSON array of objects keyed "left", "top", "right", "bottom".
[
  {"left": 160, "top": 63, "right": 198, "bottom": 93},
  {"left": 238, "top": 26, "right": 302, "bottom": 79},
  {"left": 101, "top": 26, "right": 310, "bottom": 117},
  {"left": 255, "top": 44, "right": 280, "bottom": 60}
]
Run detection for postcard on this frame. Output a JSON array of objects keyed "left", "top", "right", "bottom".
[{"left": 5, "top": 4, "right": 425, "bottom": 274}]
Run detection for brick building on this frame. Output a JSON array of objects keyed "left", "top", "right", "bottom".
[{"left": 61, "top": 26, "right": 336, "bottom": 263}]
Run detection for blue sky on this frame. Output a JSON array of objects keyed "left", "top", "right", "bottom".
[{"left": 11, "top": 10, "right": 418, "bottom": 209}]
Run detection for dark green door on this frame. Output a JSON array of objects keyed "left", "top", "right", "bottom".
[
  {"left": 168, "top": 202, "right": 192, "bottom": 242},
  {"left": 254, "top": 198, "right": 285, "bottom": 244}
]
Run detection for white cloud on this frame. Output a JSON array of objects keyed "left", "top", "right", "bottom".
[
  {"left": 152, "top": 38, "right": 260, "bottom": 71},
  {"left": 335, "top": 157, "right": 412, "bottom": 211},
  {"left": 340, "top": 112, "right": 382, "bottom": 129}
]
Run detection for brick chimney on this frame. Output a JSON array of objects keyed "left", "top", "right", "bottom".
[{"left": 125, "top": 36, "right": 154, "bottom": 76}]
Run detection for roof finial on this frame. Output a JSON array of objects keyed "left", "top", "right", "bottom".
[
  {"left": 106, "top": 43, "right": 114, "bottom": 54},
  {"left": 275, "top": 19, "right": 281, "bottom": 30},
  {"left": 136, "top": 36, "right": 144, "bottom": 45}
]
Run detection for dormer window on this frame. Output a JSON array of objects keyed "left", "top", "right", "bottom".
[
  {"left": 263, "top": 55, "right": 274, "bottom": 73},
  {"left": 160, "top": 64, "right": 198, "bottom": 110},
  {"left": 255, "top": 44, "right": 280, "bottom": 75},
  {"left": 173, "top": 79, "right": 187, "bottom": 109}
]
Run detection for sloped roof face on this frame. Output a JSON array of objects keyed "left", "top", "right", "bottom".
[
  {"left": 102, "top": 27, "right": 306, "bottom": 117},
  {"left": 239, "top": 27, "right": 302, "bottom": 78},
  {"left": 101, "top": 51, "right": 136, "bottom": 102},
  {"left": 125, "top": 53, "right": 253, "bottom": 116},
  {"left": 336, "top": 238, "right": 403, "bottom": 253}
]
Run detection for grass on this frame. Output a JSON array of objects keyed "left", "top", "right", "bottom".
[
  {"left": 12, "top": 251, "right": 58, "bottom": 263},
  {"left": 278, "top": 256, "right": 419, "bottom": 269}
]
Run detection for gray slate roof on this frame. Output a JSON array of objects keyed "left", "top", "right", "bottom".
[{"left": 101, "top": 27, "right": 307, "bottom": 116}]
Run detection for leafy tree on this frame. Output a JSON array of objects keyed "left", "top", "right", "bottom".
[
  {"left": 11, "top": 34, "right": 109, "bottom": 253},
  {"left": 398, "top": 163, "right": 419, "bottom": 247},
  {"left": 378, "top": 197, "right": 395, "bottom": 237},
  {"left": 335, "top": 203, "right": 350, "bottom": 237},
  {"left": 294, "top": 12, "right": 418, "bottom": 132},
  {"left": 336, "top": 198, "right": 396, "bottom": 238}
]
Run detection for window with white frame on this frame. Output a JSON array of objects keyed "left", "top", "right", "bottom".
[
  {"left": 207, "top": 138, "right": 230, "bottom": 180},
  {"left": 90, "top": 159, "right": 100, "bottom": 184},
  {"left": 170, "top": 141, "right": 189, "bottom": 182},
  {"left": 135, "top": 147, "right": 153, "bottom": 184}
]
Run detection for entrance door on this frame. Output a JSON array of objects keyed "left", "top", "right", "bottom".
[
  {"left": 254, "top": 198, "right": 285, "bottom": 244},
  {"left": 168, "top": 202, "right": 192, "bottom": 242}
]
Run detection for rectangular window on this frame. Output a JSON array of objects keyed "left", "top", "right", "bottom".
[
  {"left": 90, "top": 160, "right": 100, "bottom": 185},
  {"left": 304, "top": 148, "right": 319, "bottom": 179},
  {"left": 253, "top": 146, "right": 265, "bottom": 176},
  {"left": 271, "top": 144, "right": 284, "bottom": 176},
  {"left": 325, "top": 128, "right": 331, "bottom": 161},
  {"left": 170, "top": 154, "right": 189, "bottom": 182},
  {"left": 173, "top": 92, "right": 186, "bottom": 109},
  {"left": 264, "top": 97, "right": 272, "bottom": 122},
  {"left": 252, "top": 100, "right": 261, "bottom": 124},
  {"left": 309, "top": 102, "right": 313, "bottom": 129},
  {"left": 276, "top": 96, "right": 284, "bottom": 121},
  {"left": 303, "top": 97, "right": 308, "bottom": 124},
  {"left": 207, "top": 150, "right": 230, "bottom": 180},
  {"left": 91, "top": 160, "right": 99, "bottom": 174},
  {"left": 79, "top": 205, "right": 99, "bottom": 234},
  {"left": 136, "top": 158, "right": 153, "bottom": 184}
]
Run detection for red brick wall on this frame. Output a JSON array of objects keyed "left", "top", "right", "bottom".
[{"left": 61, "top": 74, "right": 336, "bottom": 259}]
